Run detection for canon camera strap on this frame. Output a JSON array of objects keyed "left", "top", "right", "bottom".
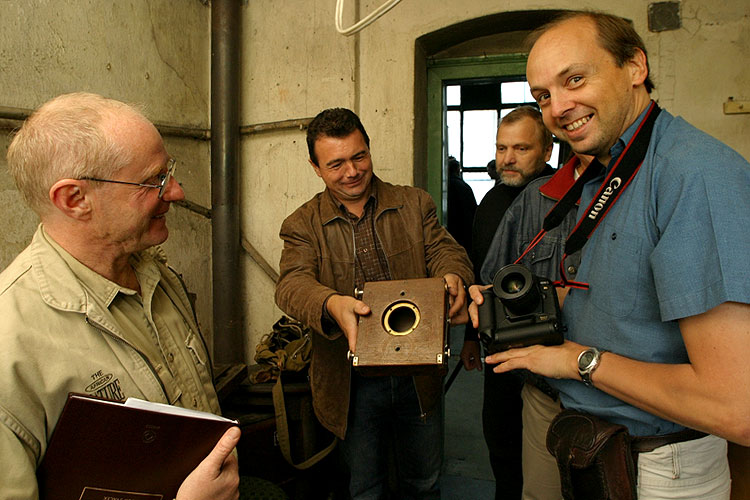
[
  {"left": 515, "top": 101, "right": 661, "bottom": 289},
  {"left": 561, "top": 101, "right": 661, "bottom": 257}
]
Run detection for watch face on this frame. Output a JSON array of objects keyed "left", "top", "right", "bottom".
[{"left": 579, "top": 351, "right": 595, "bottom": 367}]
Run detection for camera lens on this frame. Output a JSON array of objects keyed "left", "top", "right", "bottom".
[
  {"left": 501, "top": 273, "right": 526, "bottom": 294},
  {"left": 492, "top": 264, "right": 541, "bottom": 316}
]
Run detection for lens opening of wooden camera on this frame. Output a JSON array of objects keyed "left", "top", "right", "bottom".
[{"left": 382, "top": 300, "right": 420, "bottom": 336}]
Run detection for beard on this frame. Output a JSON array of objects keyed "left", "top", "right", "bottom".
[{"left": 500, "top": 168, "right": 537, "bottom": 187}]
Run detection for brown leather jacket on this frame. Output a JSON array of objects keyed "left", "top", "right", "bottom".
[{"left": 275, "top": 176, "right": 473, "bottom": 439}]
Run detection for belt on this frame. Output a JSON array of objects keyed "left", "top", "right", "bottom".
[
  {"left": 554, "top": 403, "right": 708, "bottom": 454},
  {"left": 631, "top": 428, "right": 708, "bottom": 454}
]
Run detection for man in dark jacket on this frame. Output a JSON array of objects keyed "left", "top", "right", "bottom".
[
  {"left": 275, "top": 108, "right": 473, "bottom": 499},
  {"left": 479, "top": 153, "right": 590, "bottom": 500},
  {"left": 460, "top": 105, "right": 554, "bottom": 499}
]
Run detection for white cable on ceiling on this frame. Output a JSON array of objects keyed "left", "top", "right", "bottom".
[{"left": 335, "top": 0, "right": 404, "bottom": 36}]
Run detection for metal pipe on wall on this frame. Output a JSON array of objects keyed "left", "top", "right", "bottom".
[
  {"left": 0, "top": 106, "right": 30, "bottom": 121},
  {"left": 239, "top": 117, "right": 313, "bottom": 135},
  {"left": 211, "top": 0, "right": 243, "bottom": 363},
  {"left": 0, "top": 106, "right": 211, "bottom": 140}
]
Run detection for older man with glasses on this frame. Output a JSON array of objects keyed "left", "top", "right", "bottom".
[{"left": 0, "top": 92, "right": 240, "bottom": 500}]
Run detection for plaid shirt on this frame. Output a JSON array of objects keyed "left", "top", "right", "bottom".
[{"left": 341, "top": 194, "right": 391, "bottom": 289}]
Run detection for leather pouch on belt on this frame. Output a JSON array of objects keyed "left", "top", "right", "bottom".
[{"left": 546, "top": 409, "right": 637, "bottom": 500}]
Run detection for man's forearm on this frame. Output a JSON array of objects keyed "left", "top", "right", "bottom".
[
  {"left": 487, "top": 301, "right": 750, "bottom": 445},
  {"left": 585, "top": 349, "right": 748, "bottom": 444}
]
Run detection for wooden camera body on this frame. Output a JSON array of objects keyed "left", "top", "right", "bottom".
[{"left": 351, "top": 277, "right": 450, "bottom": 376}]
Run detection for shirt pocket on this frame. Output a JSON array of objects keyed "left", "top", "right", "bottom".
[
  {"left": 518, "top": 239, "right": 562, "bottom": 282},
  {"left": 584, "top": 228, "right": 645, "bottom": 318}
]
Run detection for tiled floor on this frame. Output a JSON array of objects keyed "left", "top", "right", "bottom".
[{"left": 442, "top": 326, "right": 495, "bottom": 499}]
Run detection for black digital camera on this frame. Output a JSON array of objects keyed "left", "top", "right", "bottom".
[{"left": 477, "top": 264, "right": 564, "bottom": 354}]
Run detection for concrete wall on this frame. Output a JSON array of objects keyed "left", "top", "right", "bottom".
[
  {"left": 0, "top": 0, "right": 213, "bottom": 342},
  {"left": 1, "top": 0, "right": 748, "bottom": 364}
]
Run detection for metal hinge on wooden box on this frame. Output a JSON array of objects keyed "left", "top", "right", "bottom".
[{"left": 350, "top": 277, "right": 450, "bottom": 376}]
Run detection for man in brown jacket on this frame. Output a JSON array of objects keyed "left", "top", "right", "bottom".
[{"left": 275, "top": 108, "right": 473, "bottom": 499}]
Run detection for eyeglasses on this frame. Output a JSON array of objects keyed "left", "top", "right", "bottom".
[{"left": 81, "top": 158, "right": 176, "bottom": 199}]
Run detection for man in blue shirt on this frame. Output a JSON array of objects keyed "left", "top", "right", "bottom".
[{"left": 470, "top": 10, "right": 750, "bottom": 498}]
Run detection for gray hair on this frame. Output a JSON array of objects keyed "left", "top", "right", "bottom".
[{"left": 6, "top": 92, "right": 147, "bottom": 215}]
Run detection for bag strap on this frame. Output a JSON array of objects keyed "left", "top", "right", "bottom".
[{"left": 271, "top": 374, "right": 337, "bottom": 470}]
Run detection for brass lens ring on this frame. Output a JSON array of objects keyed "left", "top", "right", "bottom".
[{"left": 382, "top": 301, "right": 421, "bottom": 336}]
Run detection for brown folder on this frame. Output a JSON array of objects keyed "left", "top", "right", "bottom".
[{"left": 37, "top": 393, "right": 238, "bottom": 500}]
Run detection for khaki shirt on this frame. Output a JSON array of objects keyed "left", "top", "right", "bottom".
[{"left": 0, "top": 225, "right": 219, "bottom": 499}]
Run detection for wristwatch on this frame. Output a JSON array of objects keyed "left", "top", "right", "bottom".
[{"left": 577, "top": 347, "right": 605, "bottom": 387}]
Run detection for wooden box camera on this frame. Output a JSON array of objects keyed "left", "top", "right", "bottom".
[{"left": 351, "top": 277, "right": 450, "bottom": 375}]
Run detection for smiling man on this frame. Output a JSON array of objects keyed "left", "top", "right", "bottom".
[
  {"left": 275, "top": 107, "right": 473, "bottom": 499},
  {"left": 469, "top": 11, "right": 750, "bottom": 499},
  {"left": 0, "top": 92, "right": 240, "bottom": 500}
]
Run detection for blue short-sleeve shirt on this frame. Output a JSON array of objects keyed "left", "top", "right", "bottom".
[{"left": 552, "top": 106, "right": 750, "bottom": 437}]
